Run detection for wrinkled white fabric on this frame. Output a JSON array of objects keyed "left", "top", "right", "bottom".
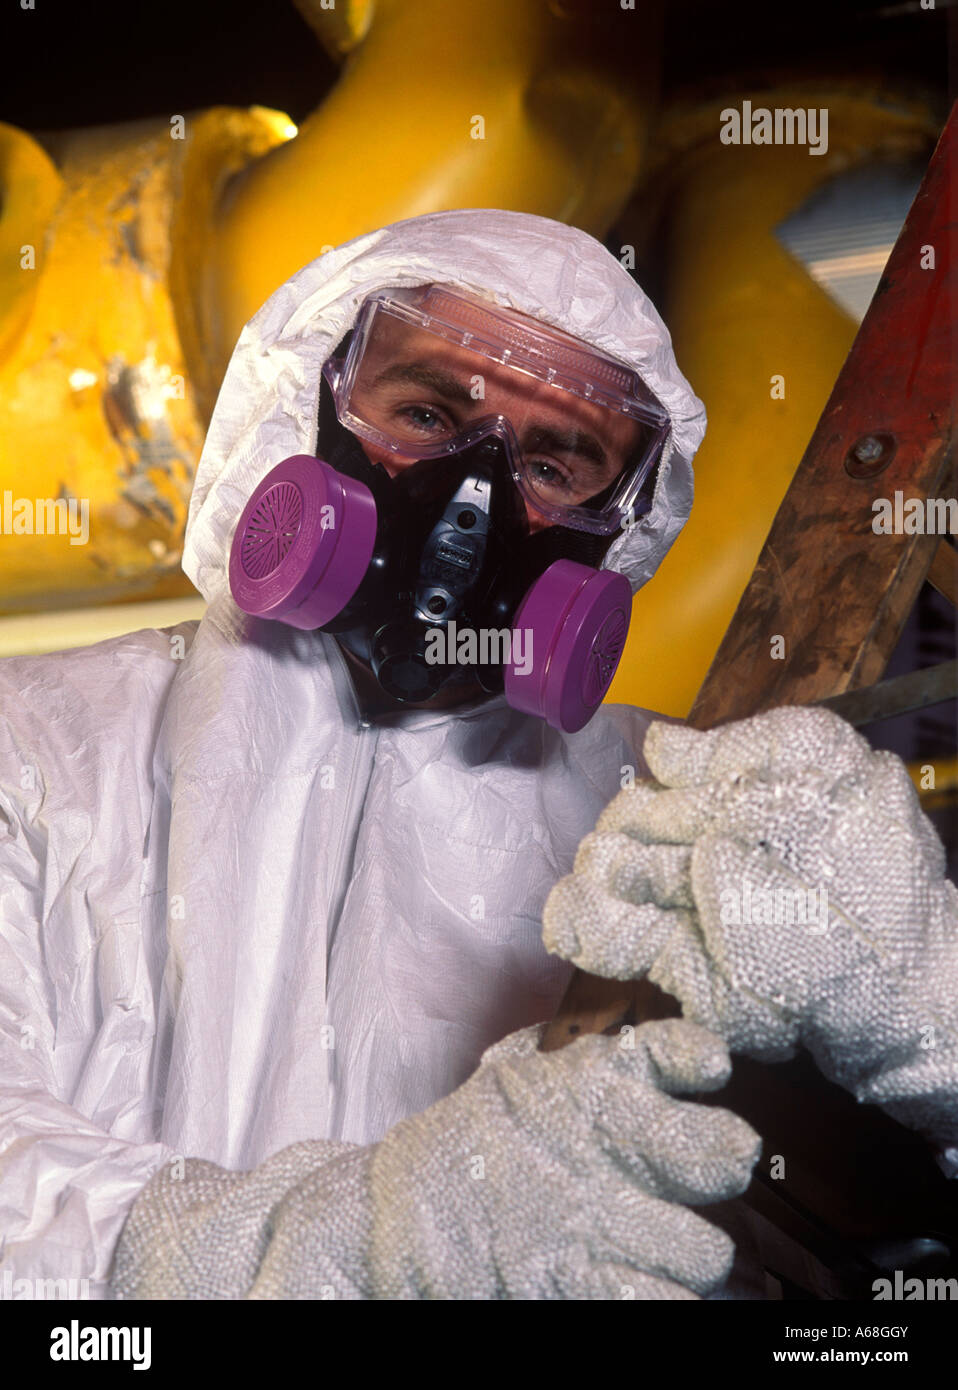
[
  {"left": 0, "top": 603, "right": 661, "bottom": 1297},
  {"left": 543, "top": 707, "right": 958, "bottom": 1155},
  {"left": 0, "top": 209, "right": 704, "bottom": 1296},
  {"left": 111, "top": 1019, "right": 760, "bottom": 1300}
]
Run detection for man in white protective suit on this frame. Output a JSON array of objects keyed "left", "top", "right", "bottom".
[{"left": 1, "top": 210, "right": 955, "bottom": 1302}]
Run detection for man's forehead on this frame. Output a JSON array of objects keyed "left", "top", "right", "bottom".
[
  {"left": 362, "top": 314, "right": 636, "bottom": 429},
  {"left": 367, "top": 329, "right": 634, "bottom": 444},
  {"left": 366, "top": 289, "right": 601, "bottom": 359},
  {"left": 458, "top": 292, "right": 596, "bottom": 351},
  {"left": 366, "top": 319, "right": 541, "bottom": 392}
]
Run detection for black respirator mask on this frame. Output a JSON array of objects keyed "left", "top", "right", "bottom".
[{"left": 228, "top": 285, "right": 671, "bottom": 732}]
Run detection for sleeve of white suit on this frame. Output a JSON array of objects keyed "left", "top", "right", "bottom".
[{"left": 0, "top": 780, "right": 177, "bottom": 1299}]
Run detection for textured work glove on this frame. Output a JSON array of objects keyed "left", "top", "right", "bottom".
[
  {"left": 543, "top": 706, "right": 958, "bottom": 1149},
  {"left": 111, "top": 1018, "right": 759, "bottom": 1300}
]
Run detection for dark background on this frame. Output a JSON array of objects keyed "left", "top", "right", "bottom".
[{"left": 1, "top": 0, "right": 953, "bottom": 131}]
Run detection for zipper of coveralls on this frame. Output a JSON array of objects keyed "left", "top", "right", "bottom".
[
  {"left": 322, "top": 639, "right": 380, "bottom": 1141},
  {"left": 324, "top": 639, "right": 379, "bottom": 974}
]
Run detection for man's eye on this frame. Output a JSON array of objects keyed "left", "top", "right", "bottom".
[
  {"left": 527, "top": 458, "right": 573, "bottom": 491},
  {"left": 396, "top": 404, "right": 451, "bottom": 434}
]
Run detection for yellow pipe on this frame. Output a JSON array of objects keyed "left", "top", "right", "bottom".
[
  {"left": 203, "top": 0, "right": 660, "bottom": 374},
  {"left": 0, "top": 110, "right": 291, "bottom": 614},
  {"left": 0, "top": 2, "right": 661, "bottom": 616},
  {"left": 607, "top": 85, "right": 940, "bottom": 717},
  {"left": 908, "top": 756, "right": 958, "bottom": 811}
]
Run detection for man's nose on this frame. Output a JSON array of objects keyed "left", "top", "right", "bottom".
[
  {"left": 524, "top": 506, "right": 552, "bottom": 534},
  {"left": 361, "top": 445, "right": 552, "bottom": 534}
]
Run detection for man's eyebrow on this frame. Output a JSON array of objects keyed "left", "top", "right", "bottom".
[
  {"left": 523, "top": 424, "right": 610, "bottom": 474},
  {"left": 370, "top": 361, "right": 475, "bottom": 406},
  {"left": 370, "top": 362, "right": 619, "bottom": 473}
]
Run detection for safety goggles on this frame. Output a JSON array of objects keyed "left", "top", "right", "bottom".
[{"left": 320, "top": 283, "right": 671, "bottom": 535}]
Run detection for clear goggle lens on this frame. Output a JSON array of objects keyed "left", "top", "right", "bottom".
[{"left": 322, "top": 285, "right": 672, "bottom": 534}]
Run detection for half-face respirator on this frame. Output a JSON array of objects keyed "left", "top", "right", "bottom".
[{"left": 228, "top": 284, "right": 672, "bottom": 733}]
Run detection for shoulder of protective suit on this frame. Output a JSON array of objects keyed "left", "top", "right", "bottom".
[{"left": 0, "top": 623, "right": 197, "bottom": 791}]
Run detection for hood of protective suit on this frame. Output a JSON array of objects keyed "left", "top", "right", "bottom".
[{"left": 183, "top": 209, "right": 705, "bottom": 599}]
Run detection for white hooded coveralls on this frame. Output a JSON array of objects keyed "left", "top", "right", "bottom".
[{"left": 0, "top": 210, "right": 706, "bottom": 1296}]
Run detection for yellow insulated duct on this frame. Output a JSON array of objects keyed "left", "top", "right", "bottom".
[
  {"left": 608, "top": 84, "right": 939, "bottom": 717},
  {"left": 0, "top": 0, "right": 659, "bottom": 625},
  {"left": 0, "top": 109, "right": 292, "bottom": 614}
]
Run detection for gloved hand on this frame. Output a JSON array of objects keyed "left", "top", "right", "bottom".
[
  {"left": 111, "top": 1018, "right": 760, "bottom": 1300},
  {"left": 542, "top": 706, "right": 958, "bottom": 1149}
]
